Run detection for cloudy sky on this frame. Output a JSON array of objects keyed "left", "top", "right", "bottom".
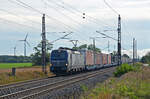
[{"left": 0, "top": 0, "right": 150, "bottom": 57}]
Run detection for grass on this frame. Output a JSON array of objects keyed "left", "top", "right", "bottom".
[
  {"left": 0, "top": 70, "right": 54, "bottom": 85},
  {"left": 81, "top": 63, "right": 150, "bottom": 99},
  {"left": 0, "top": 63, "right": 32, "bottom": 69}
]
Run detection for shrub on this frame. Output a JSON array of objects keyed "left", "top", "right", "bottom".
[{"left": 114, "top": 64, "right": 134, "bottom": 77}]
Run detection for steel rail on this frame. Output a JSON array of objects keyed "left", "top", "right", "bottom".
[
  {"left": 0, "top": 76, "right": 57, "bottom": 96},
  {"left": 0, "top": 67, "right": 115, "bottom": 99},
  {"left": 21, "top": 67, "right": 115, "bottom": 99}
]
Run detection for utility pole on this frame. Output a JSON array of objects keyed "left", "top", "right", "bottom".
[
  {"left": 117, "top": 15, "right": 121, "bottom": 66},
  {"left": 42, "top": 14, "right": 47, "bottom": 74},
  {"left": 135, "top": 40, "right": 137, "bottom": 62},
  {"left": 133, "top": 38, "right": 135, "bottom": 66},
  {"left": 90, "top": 38, "right": 96, "bottom": 65}
]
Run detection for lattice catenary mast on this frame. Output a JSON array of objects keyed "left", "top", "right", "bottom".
[
  {"left": 42, "top": 14, "right": 47, "bottom": 74},
  {"left": 118, "top": 15, "right": 121, "bottom": 65}
]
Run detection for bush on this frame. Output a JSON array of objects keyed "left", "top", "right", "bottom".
[{"left": 114, "top": 64, "right": 134, "bottom": 77}]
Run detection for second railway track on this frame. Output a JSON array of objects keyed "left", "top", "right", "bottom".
[{"left": 0, "top": 67, "right": 115, "bottom": 99}]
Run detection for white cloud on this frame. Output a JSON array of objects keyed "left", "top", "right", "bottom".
[
  {"left": 0, "top": 0, "right": 149, "bottom": 56},
  {"left": 123, "top": 49, "right": 150, "bottom": 58}
]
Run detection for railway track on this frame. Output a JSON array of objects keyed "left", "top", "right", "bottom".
[
  {"left": 0, "top": 76, "right": 68, "bottom": 96},
  {"left": 0, "top": 67, "right": 115, "bottom": 99}
]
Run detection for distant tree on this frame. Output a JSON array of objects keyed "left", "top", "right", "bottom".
[
  {"left": 0, "top": 55, "right": 31, "bottom": 63},
  {"left": 31, "top": 40, "right": 53, "bottom": 66},
  {"left": 141, "top": 52, "right": 150, "bottom": 63},
  {"left": 123, "top": 54, "right": 130, "bottom": 58},
  {"left": 72, "top": 44, "right": 87, "bottom": 50},
  {"left": 88, "top": 44, "right": 101, "bottom": 53},
  {"left": 79, "top": 44, "right": 87, "bottom": 49},
  {"left": 72, "top": 44, "right": 101, "bottom": 52}
]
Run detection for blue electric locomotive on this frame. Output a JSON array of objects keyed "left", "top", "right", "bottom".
[
  {"left": 50, "top": 49, "right": 68, "bottom": 73},
  {"left": 50, "top": 48, "right": 85, "bottom": 74}
]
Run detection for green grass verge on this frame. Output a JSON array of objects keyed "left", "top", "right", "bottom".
[
  {"left": 81, "top": 64, "right": 150, "bottom": 99},
  {"left": 0, "top": 63, "right": 32, "bottom": 69}
]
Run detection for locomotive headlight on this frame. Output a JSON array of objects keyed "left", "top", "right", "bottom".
[{"left": 66, "top": 64, "right": 68, "bottom": 66}]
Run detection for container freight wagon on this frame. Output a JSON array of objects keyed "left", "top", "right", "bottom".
[
  {"left": 95, "top": 53, "right": 103, "bottom": 69},
  {"left": 108, "top": 54, "right": 111, "bottom": 65},
  {"left": 95, "top": 53, "right": 101, "bottom": 65},
  {"left": 69, "top": 51, "right": 85, "bottom": 71},
  {"left": 102, "top": 54, "right": 108, "bottom": 65},
  {"left": 105, "top": 54, "right": 111, "bottom": 67},
  {"left": 80, "top": 50, "right": 95, "bottom": 70}
]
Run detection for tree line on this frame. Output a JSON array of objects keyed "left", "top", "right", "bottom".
[
  {"left": 1, "top": 40, "right": 132, "bottom": 66},
  {"left": 0, "top": 55, "right": 31, "bottom": 63}
]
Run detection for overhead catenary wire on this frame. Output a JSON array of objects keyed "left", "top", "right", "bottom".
[
  {"left": 0, "top": 8, "right": 41, "bottom": 25},
  {"left": 44, "top": 0, "right": 114, "bottom": 44},
  {"left": 0, "top": 8, "right": 60, "bottom": 30},
  {"left": 8, "top": 0, "right": 70, "bottom": 30},
  {"left": 46, "top": 0, "right": 113, "bottom": 28},
  {"left": 41, "top": 0, "right": 87, "bottom": 28},
  {"left": 9, "top": 0, "right": 91, "bottom": 45},
  {"left": 46, "top": 0, "right": 118, "bottom": 45},
  {"left": 42, "top": 0, "right": 101, "bottom": 42},
  {"left": 42, "top": 0, "right": 98, "bottom": 41},
  {"left": 103, "top": 0, "right": 119, "bottom": 15},
  {"left": 0, "top": 17, "right": 40, "bottom": 31}
]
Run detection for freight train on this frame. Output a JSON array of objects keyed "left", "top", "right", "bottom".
[{"left": 50, "top": 48, "right": 131, "bottom": 74}]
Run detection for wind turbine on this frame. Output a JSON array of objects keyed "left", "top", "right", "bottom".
[
  {"left": 13, "top": 46, "right": 16, "bottom": 56},
  {"left": 19, "top": 34, "right": 30, "bottom": 57}
]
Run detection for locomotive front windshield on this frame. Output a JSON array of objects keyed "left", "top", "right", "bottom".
[{"left": 51, "top": 50, "right": 68, "bottom": 60}]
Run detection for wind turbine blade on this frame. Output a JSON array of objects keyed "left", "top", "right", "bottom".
[
  {"left": 62, "top": 38, "right": 70, "bottom": 39},
  {"left": 25, "top": 33, "right": 28, "bottom": 40},
  {"left": 26, "top": 41, "right": 30, "bottom": 47},
  {"left": 18, "top": 40, "right": 24, "bottom": 42}
]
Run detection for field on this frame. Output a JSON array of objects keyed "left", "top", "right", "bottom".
[
  {"left": 0, "top": 63, "right": 32, "bottom": 69},
  {"left": 0, "top": 66, "right": 53, "bottom": 85}
]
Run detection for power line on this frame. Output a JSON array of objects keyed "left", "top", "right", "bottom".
[
  {"left": 103, "top": 0, "right": 119, "bottom": 15},
  {"left": 0, "top": 8, "right": 41, "bottom": 25},
  {"left": 0, "top": 17, "right": 40, "bottom": 31},
  {"left": 8, "top": 0, "right": 74, "bottom": 31},
  {"left": 42, "top": 0, "right": 84, "bottom": 27},
  {"left": 7, "top": 0, "right": 102, "bottom": 45},
  {"left": 96, "top": 31, "right": 117, "bottom": 41},
  {"left": 46, "top": 0, "right": 113, "bottom": 27},
  {"left": 45, "top": 0, "right": 113, "bottom": 43},
  {"left": 15, "top": 0, "right": 43, "bottom": 14}
]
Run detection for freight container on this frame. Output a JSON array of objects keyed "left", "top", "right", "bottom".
[
  {"left": 108, "top": 54, "right": 111, "bottom": 64},
  {"left": 102, "top": 54, "right": 108, "bottom": 65},
  {"left": 99, "top": 53, "right": 103, "bottom": 65},
  {"left": 69, "top": 51, "right": 85, "bottom": 69},
  {"left": 95, "top": 53, "right": 101, "bottom": 65},
  {"left": 80, "top": 50, "right": 94, "bottom": 66},
  {"left": 86, "top": 50, "right": 94, "bottom": 65}
]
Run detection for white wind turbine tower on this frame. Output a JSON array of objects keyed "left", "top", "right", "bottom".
[{"left": 19, "top": 34, "right": 30, "bottom": 57}]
